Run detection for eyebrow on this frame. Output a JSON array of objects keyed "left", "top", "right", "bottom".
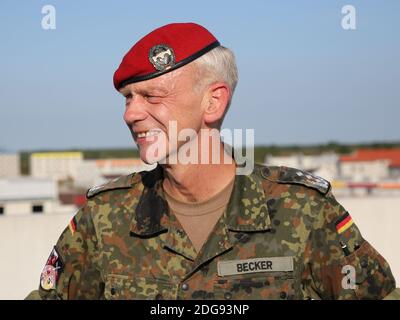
[{"left": 119, "top": 88, "right": 131, "bottom": 96}]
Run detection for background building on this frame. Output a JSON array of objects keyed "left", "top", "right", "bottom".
[
  {"left": 73, "top": 158, "right": 155, "bottom": 189},
  {"left": 265, "top": 153, "right": 339, "bottom": 181},
  {"left": 0, "top": 177, "right": 74, "bottom": 216},
  {"left": 30, "top": 152, "right": 84, "bottom": 181},
  {"left": 0, "top": 153, "right": 20, "bottom": 178},
  {"left": 340, "top": 149, "right": 400, "bottom": 182}
]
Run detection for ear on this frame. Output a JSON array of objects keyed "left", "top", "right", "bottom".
[{"left": 203, "top": 82, "right": 230, "bottom": 125}]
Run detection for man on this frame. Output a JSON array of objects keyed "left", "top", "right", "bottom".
[{"left": 27, "top": 22, "right": 397, "bottom": 300}]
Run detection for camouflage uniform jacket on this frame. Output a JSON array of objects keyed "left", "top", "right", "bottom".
[{"left": 27, "top": 164, "right": 396, "bottom": 300}]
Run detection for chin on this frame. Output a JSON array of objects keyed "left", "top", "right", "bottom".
[{"left": 139, "top": 147, "right": 167, "bottom": 165}]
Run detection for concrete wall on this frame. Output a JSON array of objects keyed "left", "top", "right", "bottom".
[
  {"left": 0, "top": 197, "right": 399, "bottom": 300},
  {"left": 0, "top": 212, "right": 75, "bottom": 299}
]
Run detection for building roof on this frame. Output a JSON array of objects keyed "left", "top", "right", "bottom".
[
  {"left": 0, "top": 152, "right": 18, "bottom": 156},
  {"left": 340, "top": 149, "right": 400, "bottom": 167},
  {"left": 31, "top": 152, "right": 83, "bottom": 159},
  {"left": 0, "top": 178, "right": 57, "bottom": 201}
]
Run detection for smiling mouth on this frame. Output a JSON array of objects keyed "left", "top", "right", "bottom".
[{"left": 135, "top": 129, "right": 162, "bottom": 139}]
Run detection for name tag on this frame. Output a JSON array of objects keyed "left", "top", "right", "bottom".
[{"left": 217, "top": 256, "right": 293, "bottom": 276}]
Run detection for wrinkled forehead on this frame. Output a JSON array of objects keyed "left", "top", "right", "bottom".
[{"left": 119, "top": 62, "right": 196, "bottom": 95}]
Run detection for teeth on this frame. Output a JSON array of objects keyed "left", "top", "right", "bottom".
[{"left": 137, "top": 130, "right": 161, "bottom": 138}]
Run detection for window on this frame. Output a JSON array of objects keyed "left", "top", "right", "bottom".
[
  {"left": 32, "top": 204, "right": 44, "bottom": 214},
  {"left": 0, "top": 206, "right": 4, "bottom": 215}
]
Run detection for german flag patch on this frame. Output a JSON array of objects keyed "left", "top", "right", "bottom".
[
  {"left": 68, "top": 216, "right": 77, "bottom": 235},
  {"left": 335, "top": 212, "right": 354, "bottom": 234}
]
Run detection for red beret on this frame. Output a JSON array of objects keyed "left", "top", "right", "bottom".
[{"left": 113, "top": 22, "right": 220, "bottom": 90}]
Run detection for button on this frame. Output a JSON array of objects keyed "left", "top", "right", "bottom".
[
  {"left": 181, "top": 283, "right": 189, "bottom": 291},
  {"left": 267, "top": 198, "right": 276, "bottom": 207},
  {"left": 201, "top": 265, "right": 209, "bottom": 275},
  {"left": 280, "top": 291, "right": 287, "bottom": 299},
  {"left": 360, "top": 259, "right": 368, "bottom": 268},
  {"left": 155, "top": 293, "right": 163, "bottom": 300},
  {"left": 224, "top": 292, "right": 232, "bottom": 300},
  {"left": 110, "top": 287, "right": 116, "bottom": 295},
  {"left": 261, "top": 167, "right": 270, "bottom": 179}
]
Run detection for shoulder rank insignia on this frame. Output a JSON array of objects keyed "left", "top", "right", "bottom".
[
  {"left": 277, "top": 166, "right": 331, "bottom": 195},
  {"left": 86, "top": 173, "right": 136, "bottom": 199}
]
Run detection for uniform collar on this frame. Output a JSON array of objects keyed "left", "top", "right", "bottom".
[
  {"left": 130, "top": 165, "right": 169, "bottom": 237},
  {"left": 130, "top": 165, "right": 271, "bottom": 237}
]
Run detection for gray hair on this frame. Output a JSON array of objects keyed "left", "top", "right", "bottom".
[{"left": 193, "top": 46, "right": 239, "bottom": 107}]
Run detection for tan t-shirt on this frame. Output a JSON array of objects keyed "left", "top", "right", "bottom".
[{"left": 164, "top": 178, "right": 235, "bottom": 253}]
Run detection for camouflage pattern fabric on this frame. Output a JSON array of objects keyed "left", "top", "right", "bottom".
[
  {"left": 26, "top": 164, "right": 396, "bottom": 300},
  {"left": 383, "top": 288, "right": 400, "bottom": 300}
]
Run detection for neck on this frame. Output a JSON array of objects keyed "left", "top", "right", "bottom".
[{"left": 162, "top": 138, "right": 236, "bottom": 203}]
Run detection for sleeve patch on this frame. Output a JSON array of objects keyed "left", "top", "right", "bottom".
[
  {"left": 335, "top": 212, "right": 354, "bottom": 234},
  {"left": 40, "top": 246, "right": 64, "bottom": 291},
  {"left": 68, "top": 216, "right": 77, "bottom": 235}
]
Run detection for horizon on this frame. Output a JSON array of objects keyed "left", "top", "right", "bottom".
[{"left": 2, "top": 139, "right": 400, "bottom": 154}]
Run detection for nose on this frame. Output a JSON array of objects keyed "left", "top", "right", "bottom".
[{"left": 123, "top": 95, "right": 148, "bottom": 124}]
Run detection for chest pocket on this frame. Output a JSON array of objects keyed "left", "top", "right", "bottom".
[
  {"left": 104, "top": 274, "right": 176, "bottom": 300},
  {"left": 214, "top": 271, "right": 295, "bottom": 300}
]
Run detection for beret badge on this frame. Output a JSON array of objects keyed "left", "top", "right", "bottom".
[{"left": 149, "top": 44, "right": 176, "bottom": 71}]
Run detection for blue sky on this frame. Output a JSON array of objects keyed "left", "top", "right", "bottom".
[{"left": 0, "top": 0, "right": 399, "bottom": 151}]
